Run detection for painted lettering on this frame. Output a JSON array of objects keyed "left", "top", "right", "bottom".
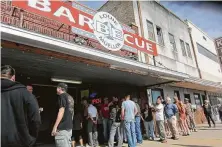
[
  {"left": 53, "top": 6, "right": 75, "bottom": 23},
  {"left": 28, "top": 0, "right": 51, "bottom": 12}
]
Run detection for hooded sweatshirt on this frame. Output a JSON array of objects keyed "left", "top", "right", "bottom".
[{"left": 1, "top": 78, "right": 41, "bottom": 147}]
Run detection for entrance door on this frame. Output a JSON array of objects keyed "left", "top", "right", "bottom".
[
  {"left": 151, "top": 89, "right": 163, "bottom": 104},
  {"left": 184, "top": 94, "right": 191, "bottom": 103},
  {"left": 194, "top": 93, "right": 202, "bottom": 107}
]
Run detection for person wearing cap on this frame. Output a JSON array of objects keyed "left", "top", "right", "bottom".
[
  {"left": 184, "top": 98, "right": 197, "bottom": 132},
  {"left": 164, "top": 97, "right": 179, "bottom": 140},
  {"left": 203, "top": 100, "right": 216, "bottom": 128},
  {"left": 100, "top": 97, "right": 110, "bottom": 142},
  {"left": 52, "top": 83, "right": 74, "bottom": 147}
]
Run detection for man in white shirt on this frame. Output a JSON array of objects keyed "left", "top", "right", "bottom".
[
  {"left": 87, "top": 100, "right": 98, "bottom": 147},
  {"left": 154, "top": 96, "right": 167, "bottom": 143}
]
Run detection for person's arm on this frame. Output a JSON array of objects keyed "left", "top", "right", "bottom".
[
  {"left": 134, "top": 103, "right": 138, "bottom": 115},
  {"left": 173, "top": 104, "right": 178, "bottom": 114},
  {"left": 24, "top": 91, "right": 41, "bottom": 138},
  {"left": 121, "top": 102, "right": 125, "bottom": 120},
  {"left": 51, "top": 96, "right": 66, "bottom": 136}
]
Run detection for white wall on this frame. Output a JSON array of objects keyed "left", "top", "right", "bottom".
[
  {"left": 187, "top": 21, "right": 222, "bottom": 82},
  {"left": 134, "top": 1, "right": 199, "bottom": 77}
]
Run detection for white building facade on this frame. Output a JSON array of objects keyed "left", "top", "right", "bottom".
[{"left": 100, "top": 1, "right": 222, "bottom": 122}]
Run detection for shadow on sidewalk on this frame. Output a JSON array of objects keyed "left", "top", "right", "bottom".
[
  {"left": 198, "top": 128, "right": 222, "bottom": 131},
  {"left": 172, "top": 144, "right": 212, "bottom": 147}
]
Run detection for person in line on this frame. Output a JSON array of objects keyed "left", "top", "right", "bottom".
[
  {"left": 1, "top": 65, "right": 41, "bottom": 147},
  {"left": 154, "top": 96, "right": 167, "bottom": 143},
  {"left": 218, "top": 104, "right": 222, "bottom": 124},
  {"left": 72, "top": 109, "right": 84, "bottom": 147},
  {"left": 51, "top": 83, "right": 74, "bottom": 147},
  {"left": 174, "top": 96, "right": 190, "bottom": 136},
  {"left": 27, "top": 84, "right": 43, "bottom": 114},
  {"left": 82, "top": 98, "right": 89, "bottom": 144},
  {"left": 121, "top": 93, "right": 137, "bottom": 147},
  {"left": 108, "top": 97, "right": 119, "bottom": 129},
  {"left": 184, "top": 98, "right": 197, "bottom": 132},
  {"left": 142, "top": 103, "right": 155, "bottom": 141},
  {"left": 87, "top": 100, "right": 99, "bottom": 147},
  {"left": 203, "top": 100, "right": 216, "bottom": 128},
  {"left": 132, "top": 98, "right": 143, "bottom": 145},
  {"left": 100, "top": 97, "right": 110, "bottom": 142},
  {"left": 108, "top": 102, "right": 123, "bottom": 147},
  {"left": 164, "top": 97, "right": 179, "bottom": 140}
]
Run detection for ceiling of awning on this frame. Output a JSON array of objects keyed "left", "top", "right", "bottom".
[
  {"left": 170, "top": 81, "right": 222, "bottom": 94},
  {"left": 2, "top": 47, "right": 172, "bottom": 86}
]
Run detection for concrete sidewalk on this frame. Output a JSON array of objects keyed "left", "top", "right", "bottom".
[{"left": 39, "top": 123, "right": 222, "bottom": 147}]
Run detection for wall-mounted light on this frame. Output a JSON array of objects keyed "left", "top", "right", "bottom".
[{"left": 51, "top": 78, "right": 82, "bottom": 84}]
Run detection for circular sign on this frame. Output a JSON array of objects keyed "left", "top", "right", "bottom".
[{"left": 93, "top": 12, "right": 124, "bottom": 51}]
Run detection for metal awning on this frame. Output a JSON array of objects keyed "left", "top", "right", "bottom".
[
  {"left": 170, "top": 76, "right": 222, "bottom": 94},
  {"left": 1, "top": 24, "right": 189, "bottom": 83}
]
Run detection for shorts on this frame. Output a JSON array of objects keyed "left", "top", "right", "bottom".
[
  {"left": 55, "top": 130, "right": 72, "bottom": 147},
  {"left": 71, "top": 129, "right": 83, "bottom": 141}
]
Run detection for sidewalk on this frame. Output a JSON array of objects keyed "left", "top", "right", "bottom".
[{"left": 39, "top": 123, "right": 222, "bottom": 147}]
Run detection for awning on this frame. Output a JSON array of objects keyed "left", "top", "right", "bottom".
[
  {"left": 170, "top": 76, "right": 222, "bottom": 94},
  {"left": 1, "top": 24, "right": 189, "bottom": 84}
]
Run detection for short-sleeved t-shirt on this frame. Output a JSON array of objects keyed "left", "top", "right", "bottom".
[
  {"left": 155, "top": 104, "right": 164, "bottom": 121},
  {"left": 57, "top": 93, "right": 74, "bottom": 130},
  {"left": 122, "top": 100, "right": 136, "bottom": 122},
  {"left": 101, "top": 104, "right": 109, "bottom": 118}
]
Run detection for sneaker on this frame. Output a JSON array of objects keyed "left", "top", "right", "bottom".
[{"left": 161, "top": 140, "right": 167, "bottom": 143}]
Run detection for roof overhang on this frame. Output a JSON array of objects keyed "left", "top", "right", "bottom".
[
  {"left": 170, "top": 76, "right": 222, "bottom": 94},
  {"left": 1, "top": 24, "right": 189, "bottom": 82}
]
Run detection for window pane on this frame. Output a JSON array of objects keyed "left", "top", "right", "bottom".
[
  {"left": 180, "top": 40, "right": 187, "bottom": 56},
  {"left": 169, "top": 33, "right": 176, "bottom": 51},
  {"left": 185, "top": 43, "right": 192, "bottom": 58},
  {"left": 197, "top": 43, "right": 218, "bottom": 63},
  {"left": 147, "top": 20, "right": 155, "bottom": 41},
  {"left": 156, "top": 26, "right": 164, "bottom": 45}
]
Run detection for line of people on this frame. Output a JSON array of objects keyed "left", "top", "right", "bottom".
[{"left": 1, "top": 65, "right": 217, "bottom": 147}]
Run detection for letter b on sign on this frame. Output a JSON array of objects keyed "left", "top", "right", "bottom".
[{"left": 28, "top": 0, "right": 51, "bottom": 12}]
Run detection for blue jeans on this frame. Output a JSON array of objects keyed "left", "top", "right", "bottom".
[
  {"left": 124, "top": 121, "right": 136, "bottom": 147},
  {"left": 144, "top": 120, "right": 155, "bottom": 139},
  {"left": 135, "top": 116, "right": 143, "bottom": 144},
  {"left": 102, "top": 118, "right": 109, "bottom": 141}
]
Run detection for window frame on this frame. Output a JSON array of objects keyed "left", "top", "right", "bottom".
[
  {"left": 180, "top": 39, "right": 187, "bottom": 57},
  {"left": 168, "top": 33, "right": 177, "bottom": 52},
  {"left": 156, "top": 26, "right": 164, "bottom": 46},
  {"left": 146, "top": 20, "right": 155, "bottom": 41},
  {"left": 185, "top": 42, "right": 192, "bottom": 58}
]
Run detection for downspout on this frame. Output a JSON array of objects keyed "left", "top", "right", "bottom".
[
  {"left": 137, "top": 1, "right": 156, "bottom": 66},
  {"left": 188, "top": 27, "right": 202, "bottom": 79}
]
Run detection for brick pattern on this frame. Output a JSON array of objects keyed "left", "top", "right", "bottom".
[{"left": 1, "top": 1, "right": 138, "bottom": 61}]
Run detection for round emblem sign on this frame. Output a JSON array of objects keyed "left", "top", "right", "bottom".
[{"left": 93, "top": 12, "right": 124, "bottom": 51}]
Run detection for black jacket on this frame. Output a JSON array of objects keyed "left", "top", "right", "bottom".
[
  {"left": 203, "top": 104, "right": 212, "bottom": 116},
  {"left": 1, "top": 78, "right": 41, "bottom": 147}
]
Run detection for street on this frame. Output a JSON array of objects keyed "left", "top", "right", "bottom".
[{"left": 40, "top": 123, "right": 222, "bottom": 147}]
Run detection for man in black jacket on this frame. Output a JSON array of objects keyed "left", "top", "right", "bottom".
[
  {"left": 203, "top": 100, "right": 216, "bottom": 128},
  {"left": 1, "top": 65, "right": 41, "bottom": 147}
]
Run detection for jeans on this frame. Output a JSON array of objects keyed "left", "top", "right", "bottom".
[
  {"left": 167, "top": 116, "right": 179, "bottom": 138},
  {"left": 102, "top": 118, "right": 109, "bottom": 141},
  {"left": 124, "top": 121, "right": 136, "bottom": 147},
  {"left": 187, "top": 114, "right": 196, "bottom": 129},
  {"left": 144, "top": 120, "right": 155, "bottom": 139},
  {"left": 135, "top": 116, "right": 143, "bottom": 144},
  {"left": 87, "top": 119, "right": 98, "bottom": 147},
  {"left": 108, "top": 122, "right": 123, "bottom": 147},
  {"left": 55, "top": 130, "right": 72, "bottom": 147},
  {"left": 206, "top": 114, "right": 215, "bottom": 127},
  {"left": 156, "top": 120, "right": 166, "bottom": 140}
]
